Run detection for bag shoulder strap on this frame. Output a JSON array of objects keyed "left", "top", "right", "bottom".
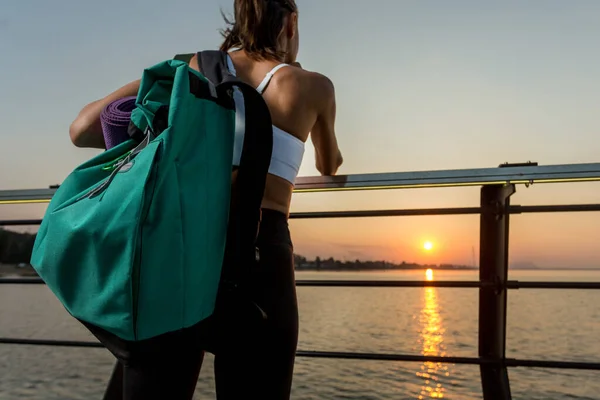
[
  {"left": 173, "top": 53, "right": 194, "bottom": 64},
  {"left": 173, "top": 51, "right": 232, "bottom": 85},
  {"left": 191, "top": 51, "right": 273, "bottom": 285},
  {"left": 220, "top": 76, "right": 272, "bottom": 284},
  {"left": 196, "top": 50, "right": 232, "bottom": 85},
  {"left": 175, "top": 50, "right": 273, "bottom": 284}
]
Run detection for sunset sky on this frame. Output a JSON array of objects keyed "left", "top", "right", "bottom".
[{"left": 1, "top": 0, "right": 599, "bottom": 268}]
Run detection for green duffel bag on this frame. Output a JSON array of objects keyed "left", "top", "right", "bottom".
[{"left": 30, "top": 56, "right": 273, "bottom": 342}]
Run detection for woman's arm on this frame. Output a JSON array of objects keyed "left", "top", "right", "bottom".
[
  {"left": 310, "top": 75, "right": 343, "bottom": 176},
  {"left": 69, "top": 79, "right": 140, "bottom": 149}
]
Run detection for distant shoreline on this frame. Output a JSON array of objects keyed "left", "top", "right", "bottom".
[
  {"left": 2, "top": 263, "right": 598, "bottom": 279},
  {"left": 2, "top": 229, "right": 597, "bottom": 274},
  {"left": 295, "top": 267, "right": 599, "bottom": 272}
]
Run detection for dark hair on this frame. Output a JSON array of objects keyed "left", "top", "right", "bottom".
[{"left": 220, "top": 0, "right": 298, "bottom": 61}]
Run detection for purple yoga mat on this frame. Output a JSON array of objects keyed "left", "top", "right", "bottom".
[{"left": 100, "top": 96, "right": 137, "bottom": 149}]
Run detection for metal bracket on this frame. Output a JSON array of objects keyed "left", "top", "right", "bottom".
[
  {"left": 483, "top": 184, "right": 515, "bottom": 221},
  {"left": 498, "top": 161, "right": 538, "bottom": 168}
]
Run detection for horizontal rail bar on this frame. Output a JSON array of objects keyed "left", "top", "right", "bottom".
[
  {"left": 299, "top": 351, "right": 600, "bottom": 370},
  {"left": 295, "top": 280, "right": 483, "bottom": 288},
  {"left": 504, "top": 358, "right": 600, "bottom": 370},
  {"left": 290, "top": 204, "right": 600, "bottom": 219},
  {"left": 2, "top": 163, "right": 600, "bottom": 202},
  {"left": 0, "top": 219, "right": 42, "bottom": 226},
  {"left": 291, "top": 207, "right": 482, "bottom": 219},
  {"left": 2, "top": 277, "right": 600, "bottom": 290},
  {"left": 0, "top": 278, "right": 45, "bottom": 284},
  {"left": 293, "top": 163, "right": 600, "bottom": 192},
  {"left": 0, "top": 338, "right": 104, "bottom": 348},
  {"left": 297, "top": 280, "right": 600, "bottom": 290},
  {"left": 507, "top": 281, "right": 600, "bottom": 289},
  {"left": 511, "top": 204, "right": 600, "bottom": 214},
  {"left": 1, "top": 338, "right": 598, "bottom": 370},
  {"left": 0, "top": 189, "right": 56, "bottom": 205},
  {"left": 2, "top": 204, "right": 600, "bottom": 226}
]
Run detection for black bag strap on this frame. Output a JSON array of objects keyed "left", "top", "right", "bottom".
[
  {"left": 173, "top": 53, "right": 194, "bottom": 64},
  {"left": 196, "top": 50, "right": 232, "bottom": 87},
  {"left": 193, "top": 51, "right": 273, "bottom": 286},
  {"left": 172, "top": 51, "right": 272, "bottom": 285},
  {"left": 221, "top": 78, "right": 272, "bottom": 285}
]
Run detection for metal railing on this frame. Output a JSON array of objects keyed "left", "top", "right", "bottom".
[{"left": 2, "top": 161, "right": 600, "bottom": 400}]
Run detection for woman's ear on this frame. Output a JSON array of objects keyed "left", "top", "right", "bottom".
[{"left": 287, "top": 12, "right": 298, "bottom": 39}]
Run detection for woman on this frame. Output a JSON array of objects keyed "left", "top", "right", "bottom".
[{"left": 69, "top": 0, "right": 343, "bottom": 398}]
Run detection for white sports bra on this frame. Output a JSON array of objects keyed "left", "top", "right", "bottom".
[{"left": 227, "top": 54, "right": 306, "bottom": 185}]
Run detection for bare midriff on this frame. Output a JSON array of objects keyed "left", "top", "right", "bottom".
[{"left": 231, "top": 171, "right": 293, "bottom": 217}]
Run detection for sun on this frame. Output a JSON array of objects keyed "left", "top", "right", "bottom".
[{"left": 423, "top": 241, "right": 434, "bottom": 251}]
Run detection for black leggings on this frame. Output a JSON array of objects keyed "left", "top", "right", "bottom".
[{"left": 94, "top": 209, "right": 298, "bottom": 400}]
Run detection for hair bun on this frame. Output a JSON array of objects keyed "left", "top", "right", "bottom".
[{"left": 219, "top": 0, "right": 297, "bottom": 61}]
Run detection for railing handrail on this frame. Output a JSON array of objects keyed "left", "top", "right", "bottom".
[
  {"left": 2, "top": 161, "right": 600, "bottom": 400},
  {"left": 2, "top": 162, "right": 600, "bottom": 204},
  {"left": 293, "top": 162, "right": 600, "bottom": 192}
]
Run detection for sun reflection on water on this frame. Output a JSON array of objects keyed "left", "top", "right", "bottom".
[{"left": 416, "top": 270, "right": 449, "bottom": 399}]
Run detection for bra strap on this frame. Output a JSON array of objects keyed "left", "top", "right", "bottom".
[{"left": 256, "top": 64, "right": 289, "bottom": 94}]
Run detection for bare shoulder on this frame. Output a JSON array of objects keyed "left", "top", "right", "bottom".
[
  {"left": 301, "top": 70, "right": 335, "bottom": 111},
  {"left": 305, "top": 70, "right": 335, "bottom": 98},
  {"left": 307, "top": 70, "right": 334, "bottom": 89},
  {"left": 280, "top": 66, "right": 333, "bottom": 88},
  {"left": 273, "top": 67, "right": 335, "bottom": 107}
]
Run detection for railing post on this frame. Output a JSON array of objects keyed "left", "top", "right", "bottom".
[{"left": 478, "top": 184, "right": 514, "bottom": 400}]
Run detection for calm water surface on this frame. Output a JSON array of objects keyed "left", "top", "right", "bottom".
[{"left": 1, "top": 270, "right": 599, "bottom": 399}]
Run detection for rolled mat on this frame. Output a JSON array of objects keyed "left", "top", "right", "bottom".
[{"left": 100, "top": 96, "right": 137, "bottom": 149}]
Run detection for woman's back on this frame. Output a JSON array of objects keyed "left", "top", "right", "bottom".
[
  {"left": 224, "top": 50, "right": 322, "bottom": 143},
  {"left": 189, "top": 48, "right": 341, "bottom": 215}
]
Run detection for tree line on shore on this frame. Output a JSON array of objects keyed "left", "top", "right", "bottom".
[
  {"left": 0, "top": 228, "right": 475, "bottom": 273},
  {"left": 293, "top": 255, "right": 474, "bottom": 271},
  {"left": 0, "top": 228, "right": 36, "bottom": 265}
]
